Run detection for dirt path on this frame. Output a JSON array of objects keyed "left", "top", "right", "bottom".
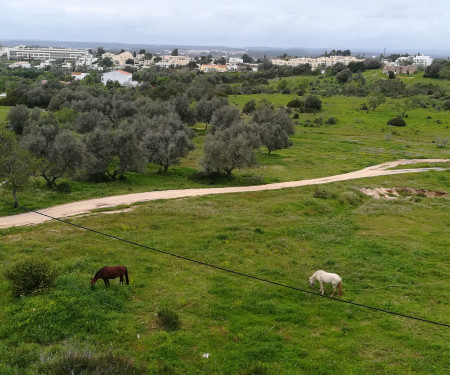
[{"left": 0, "top": 159, "right": 448, "bottom": 229}]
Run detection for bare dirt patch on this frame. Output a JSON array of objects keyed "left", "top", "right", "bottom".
[{"left": 360, "top": 187, "right": 448, "bottom": 199}]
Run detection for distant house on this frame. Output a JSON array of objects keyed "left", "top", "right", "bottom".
[
  {"left": 71, "top": 72, "right": 90, "bottom": 80},
  {"left": 155, "top": 55, "right": 192, "bottom": 68},
  {"left": 228, "top": 57, "right": 244, "bottom": 64},
  {"left": 413, "top": 55, "right": 433, "bottom": 66},
  {"left": 199, "top": 64, "right": 228, "bottom": 73},
  {"left": 101, "top": 70, "right": 136, "bottom": 86},
  {"left": 394, "top": 55, "right": 433, "bottom": 67},
  {"left": 8, "top": 61, "right": 31, "bottom": 69},
  {"left": 383, "top": 65, "right": 418, "bottom": 75}
]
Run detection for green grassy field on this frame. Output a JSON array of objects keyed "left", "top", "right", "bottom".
[
  {"left": 0, "top": 172, "right": 449, "bottom": 374},
  {"left": 0, "top": 84, "right": 449, "bottom": 373},
  {"left": 0, "top": 106, "right": 10, "bottom": 126}
]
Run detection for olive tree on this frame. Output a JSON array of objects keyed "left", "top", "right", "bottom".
[
  {"left": 142, "top": 114, "right": 194, "bottom": 172},
  {"left": 0, "top": 130, "right": 38, "bottom": 207},
  {"left": 83, "top": 125, "right": 147, "bottom": 180},
  {"left": 7, "top": 104, "right": 29, "bottom": 135},
  {"left": 366, "top": 92, "right": 386, "bottom": 111},
  {"left": 210, "top": 105, "right": 241, "bottom": 133},
  {"left": 201, "top": 122, "right": 260, "bottom": 175},
  {"left": 252, "top": 108, "right": 295, "bottom": 154}
]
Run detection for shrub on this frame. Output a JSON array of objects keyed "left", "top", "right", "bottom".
[
  {"left": 304, "top": 95, "right": 322, "bottom": 112},
  {"left": 313, "top": 117, "right": 323, "bottom": 125},
  {"left": 286, "top": 98, "right": 303, "bottom": 108},
  {"left": 339, "top": 191, "right": 363, "bottom": 206},
  {"left": 314, "top": 188, "right": 336, "bottom": 199},
  {"left": 5, "top": 258, "right": 58, "bottom": 297},
  {"left": 387, "top": 116, "right": 406, "bottom": 127},
  {"left": 42, "top": 351, "right": 146, "bottom": 375},
  {"left": 435, "top": 137, "right": 449, "bottom": 148},
  {"left": 242, "top": 99, "right": 256, "bottom": 114},
  {"left": 293, "top": 113, "right": 299, "bottom": 119},
  {"left": 157, "top": 308, "right": 181, "bottom": 331},
  {"left": 55, "top": 181, "right": 71, "bottom": 193},
  {"left": 325, "top": 117, "right": 337, "bottom": 125}
]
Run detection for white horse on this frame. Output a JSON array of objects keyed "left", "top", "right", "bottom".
[{"left": 309, "top": 270, "right": 342, "bottom": 297}]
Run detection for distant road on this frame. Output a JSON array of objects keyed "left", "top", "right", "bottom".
[{"left": 0, "top": 159, "right": 448, "bottom": 229}]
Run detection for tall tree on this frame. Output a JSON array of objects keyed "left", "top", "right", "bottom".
[
  {"left": 7, "top": 104, "right": 29, "bottom": 135},
  {"left": 0, "top": 129, "right": 37, "bottom": 207},
  {"left": 242, "top": 54, "right": 254, "bottom": 64},
  {"left": 142, "top": 114, "right": 194, "bottom": 172},
  {"left": 210, "top": 105, "right": 241, "bottom": 133},
  {"left": 252, "top": 108, "right": 295, "bottom": 154},
  {"left": 201, "top": 122, "right": 260, "bottom": 175},
  {"left": 366, "top": 92, "right": 386, "bottom": 111}
]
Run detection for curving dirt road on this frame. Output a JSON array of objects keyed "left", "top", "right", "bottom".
[{"left": 0, "top": 159, "right": 448, "bottom": 229}]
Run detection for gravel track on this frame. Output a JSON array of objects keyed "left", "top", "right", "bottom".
[{"left": 0, "top": 158, "right": 448, "bottom": 229}]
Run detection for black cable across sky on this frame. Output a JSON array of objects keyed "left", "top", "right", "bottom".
[{"left": 0, "top": 197, "right": 448, "bottom": 328}]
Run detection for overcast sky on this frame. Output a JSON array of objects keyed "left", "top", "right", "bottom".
[{"left": 1, "top": 0, "right": 449, "bottom": 52}]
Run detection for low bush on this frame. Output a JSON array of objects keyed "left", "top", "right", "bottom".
[
  {"left": 339, "top": 191, "right": 363, "bottom": 206},
  {"left": 325, "top": 117, "right": 338, "bottom": 125},
  {"left": 42, "top": 351, "right": 146, "bottom": 375},
  {"left": 314, "top": 188, "right": 336, "bottom": 199},
  {"left": 5, "top": 258, "right": 58, "bottom": 297},
  {"left": 157, "top": 308, "right": 181, "bottom": 331},
  {"left": 387, "top": 116, "right": 406, "bottom": 127},
  {"left": 286, "top": 98, "right": 303, "bottom": 108},
  {"left": 55, "top": 181, "right": 71, "bottom": 193}
]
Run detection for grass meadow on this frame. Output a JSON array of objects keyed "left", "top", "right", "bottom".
[
  {"left": 0, "top": 76, "right": 449, "bottom": 373},
  {"left": 0, "top": 106, "right": 10, "bottom": 125},
  {"left": 0, "top": 173, "right": 449, "bottom": 374}
]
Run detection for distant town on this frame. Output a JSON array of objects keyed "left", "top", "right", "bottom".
[{"left": 0, "top": 44, "right": 438, "bottom": 87}]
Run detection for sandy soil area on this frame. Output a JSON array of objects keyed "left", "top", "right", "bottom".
[{"left": 0, "top": 158, "right": 448, "bottom": 229}]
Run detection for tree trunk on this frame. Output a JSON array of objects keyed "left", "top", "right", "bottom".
[
  {"left": 42, "top": 173, "right": 57, "bottom": 188},
  {"left": 12, "top": 188, "right": 19, "bottom": 208}
]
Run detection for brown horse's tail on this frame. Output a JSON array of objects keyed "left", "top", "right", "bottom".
[
  {"left": 338, "top": 281, "right": 343, "bottom": 297},
  {"left": 125, "top": 267, "right": 129, "bottom": 285}
]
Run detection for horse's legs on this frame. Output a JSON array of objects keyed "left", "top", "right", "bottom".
[
  {"left": 319, "top": 281, "right": 324, "bottom": 295},
  {"left": 103, "top": 278, "right": 108, "bottom": 287},
  {"left": 331, "top": 284, "right": 336, "bottom": 297},
  {"left": 119, "top": 275, "right": 124, "bottom": 284}
]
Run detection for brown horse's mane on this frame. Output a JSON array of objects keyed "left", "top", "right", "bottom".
[{"left": 93, "top": 266, "right": 107, "bottom": 280}]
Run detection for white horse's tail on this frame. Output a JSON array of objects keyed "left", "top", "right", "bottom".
[{"left": 338, "top": 281, "right": 343, "bottom": 297}]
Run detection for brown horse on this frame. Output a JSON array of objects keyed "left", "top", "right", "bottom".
[{"left": 91, "top": 265, "right": 129, "bottom": 287}]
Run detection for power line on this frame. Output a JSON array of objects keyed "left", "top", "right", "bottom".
[{"left": 0, "top": 197, "right": 448, "bottom": 328}]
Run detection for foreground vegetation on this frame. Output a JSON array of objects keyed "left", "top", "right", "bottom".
[{"left": 0, "top": 171, "right": 449, "bottom": 374}]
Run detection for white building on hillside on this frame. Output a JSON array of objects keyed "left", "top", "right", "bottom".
[
  {"left": 271, "top": 55, "right": 364, "bottom": 69},
  {"left": 8, "top": 61, "right": 31, "bottom": 69},
  {"left": 155, "top": 55, "right": 192, "bottom": 68},
  {"left": 228, "top": 57, "right": 244, "bottom": 64},
  {"left": 7, "top": 46, "right": 91, "bottom": 60},
  {"left": 101, "top": 70, "right": 136, "bottom": 86},
  {"left": 413, "top": 55, "right": 433, "bottom": 66}
]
